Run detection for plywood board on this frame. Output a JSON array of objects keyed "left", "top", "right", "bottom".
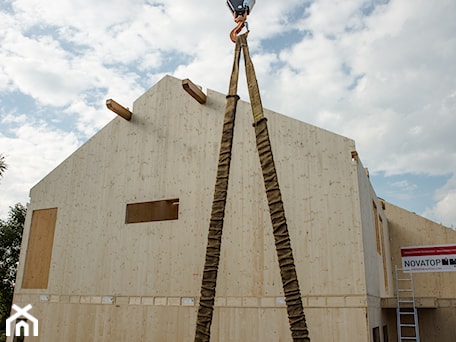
[{"left": 22, "top": 208, "right": 58, "bottom": 289}]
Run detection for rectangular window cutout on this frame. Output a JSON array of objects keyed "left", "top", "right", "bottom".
[
  {"left": 22, "top": 208, "right": 58, "bottom": 289},
  {"left": 372, "top": 201, "right": 381, "bottom": 254},
  {"left": 379, "top": 216, "right": 389, "bottom": 292},
  {"left": 383, "top": 325, "right": 389, "bottom": 342},
  {"left": 373, "top": 327, "right": 380, "bottom": 342},
  {"left": 126, "top": 198, "right": 179, "bottom": 224}
]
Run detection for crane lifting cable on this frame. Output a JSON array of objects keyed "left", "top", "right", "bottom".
[{"left": 194, "top": 8, "right": 311, "bottom": 341}]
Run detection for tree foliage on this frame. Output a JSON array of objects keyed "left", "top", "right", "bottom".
[
  {"left": 0, "top": 203, "right": 26, "bottom": 341},
  {"left": 0, "top": 154, "right": 6, "bottom": 178}
]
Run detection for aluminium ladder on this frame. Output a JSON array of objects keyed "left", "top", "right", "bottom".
[{"left": 395, "top": 265, "right": 420, "bottom": 342}]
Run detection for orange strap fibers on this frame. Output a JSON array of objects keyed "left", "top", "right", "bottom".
[
  {"left": 194, "top": 36, "right": 242, "bottom": 342},
  {"left": 194, "top": 34, "right": 310, "bottom": 342}
]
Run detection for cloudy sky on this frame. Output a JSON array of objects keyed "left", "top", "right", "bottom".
[{"left": 0, "top": 0, "right": 455, "bottom": 228}]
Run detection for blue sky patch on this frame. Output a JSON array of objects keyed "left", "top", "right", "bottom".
[{"left": 370, "top": 172, "right": 451, "bottom": 215}]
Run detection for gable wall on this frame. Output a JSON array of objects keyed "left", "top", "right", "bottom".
[{"left": 13, "top": 75, "right": 374, "bottom": 341}]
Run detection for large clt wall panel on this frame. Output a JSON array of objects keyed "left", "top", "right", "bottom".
[
  {"left": 7, "top": 300, "right": 370, "bottom": 342},
  {"left": 12, "top": 76, "right": 377, "bottom": 341},
  {"left": 384, "top": 202, "right": 456, "bottom": 342},
  {"left": 385, "top": 202, "right": 456, "bottom": 298}
]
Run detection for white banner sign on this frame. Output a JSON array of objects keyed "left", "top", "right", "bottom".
[{"left": 401, "top": 244, "right": 456, "bottom": 273}]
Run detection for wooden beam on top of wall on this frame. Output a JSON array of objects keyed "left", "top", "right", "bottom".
[
  {"left": 182, "top": 79, "right": 207, "bottom": 104},
  {"left": 106, "top": 99, "right": 132, "bottom": 121}
]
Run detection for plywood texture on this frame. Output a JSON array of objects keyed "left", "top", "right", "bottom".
[
  {"left": 18, "top": 75, "right": 366, "bottom": 297},
  {"left": 12, "top": 75, "right": 420, "bottom": 341},
  {"left": 8, "top": 300, "right": 371, "bottom": 342},
  {"left": 356, "top": 159, "right": 393, "bottom": 299},
  {"left": 22, "top": 208, "right": 58, "bottom": 289},
  {"left": 381, "top": 200, "right": 456, "bottom": 342},
  {"left": 385, "top": 201, "right": 456, "bottom": 298}
]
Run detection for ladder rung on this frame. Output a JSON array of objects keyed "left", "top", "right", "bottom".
[{"left": 396, "top": 266, "right": 420, "bottom": 342}]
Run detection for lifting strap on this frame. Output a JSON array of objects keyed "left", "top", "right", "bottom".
[{"left": 195, "top": 34, "right": 310, "bottom": 342}]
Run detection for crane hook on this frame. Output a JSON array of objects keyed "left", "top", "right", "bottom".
[{"left": 230, "top": 12, "right": 249, "bottom": 43}]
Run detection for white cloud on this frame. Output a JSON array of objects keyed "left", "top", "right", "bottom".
[
  {"left": 0, "top": 122, "right": 80, "bottom": 218},
  {"left": 431, "top": 192, "right": 456, "bottom": 229},
  {"left": 1, "top": 113, "right": 27, "bottom": 124},
  {"left": 1, "top": 27, "right": 99, "bottom": 106},
  {"left": 303, "top": 0, "right": 365, "bottom": 35},
  {"left": 253, "top": 0, "right": 456, "bottom": 180},
  {"left": 423, "top": 175, "right": 456, "bottom": 228},
  {"left": 390, "top": 180, "right": 417, "bottom": 193},
  {"left": 11, "top": 0, "right": 144, "bottom": 30},
  {"left": 0, "top": 0, "right": 456, "bottom": 226}
]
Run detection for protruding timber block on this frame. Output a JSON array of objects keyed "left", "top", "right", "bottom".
[
  {"left": 351, "top": 151, "right": 359, "bottom": 163},
  {"left": 182, "top": 79, "right": 207, "bottom": 104},
  {"left": 106, "top": 99, "right": 132, "bottom": 121}
]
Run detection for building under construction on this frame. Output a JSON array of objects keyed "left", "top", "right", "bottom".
[{"left": 9, "top": 71, "right": 456, "bottom": 341}]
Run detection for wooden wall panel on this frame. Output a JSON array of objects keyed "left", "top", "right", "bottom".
[
  {"left": 385, "top": 201, "right": 456, "bottom": 298},
  {"left": 22, "top": 208, "right": 58, "bottom": 289},
  {"left": 8, "top": 301, "right": 370, "bottom": 342},
  {"left": 12, "top": 75, "right": 406, "bottom": 341},
  {"left": 355, "top": 153, "right": 395, "bottom": 300}
]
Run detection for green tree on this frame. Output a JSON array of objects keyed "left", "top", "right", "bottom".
[
  {"left": 0, "top": 203, "right": 26, "bottom": 341},
  {"left": 0, "top": 154, "right": 6, "bottom": 178}
]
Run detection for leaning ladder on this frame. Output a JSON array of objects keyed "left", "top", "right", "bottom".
[
  {"left": 194, "top": 34, "right": 310, "bottom": 342},
  {"left": 395, "top": 265, "right": 420, "bottom": 342}
]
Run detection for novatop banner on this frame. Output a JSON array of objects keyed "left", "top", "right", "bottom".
[{"left": 401, "top": 244, "right": 456, "bottom": 273}]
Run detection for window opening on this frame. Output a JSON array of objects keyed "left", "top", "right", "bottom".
[
  {"left": 373, "top": 326, "right": 380, "bottom": 342},
  {"left": 126, "top": 198, "right": 179, "bottom": 224},
  {"left": 379, "top": 216, "right": 389, "bottom": 292},
  {"left": 372, "top": 201, "right": 381, "bottom": 254},
  {"left": 383, "top": 325, "right": 389, "bottom": 342}
]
